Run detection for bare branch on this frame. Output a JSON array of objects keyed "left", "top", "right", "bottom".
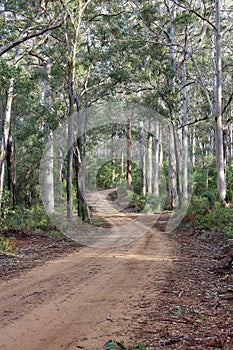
[
  {"left": 191, "top": 56, "right": 214, "bottom": 114},
  {"left": 223, "top": 91, "right": 233, "bottom": 115},
  {"left": 14, "top": 34, "right": 50, "bottom": 63},
  {"left": 88, "top": 10, "right": 127, "bottom": 22},
  {"left": 173, "top": 1, "right": 216, "bottom": 30},
  {"left": 0, "top": 19, "right": 64, "bottom": 57},
  {"left": 177, "top": 115, "right": 209, "bottom": 129}
]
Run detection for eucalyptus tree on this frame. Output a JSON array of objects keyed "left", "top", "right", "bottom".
[
  {"left": 0, "top": 0, "right": 64, "bottom": 208},
  {"left": 172, "top": 0, "right": 233, "bottom": 204}
]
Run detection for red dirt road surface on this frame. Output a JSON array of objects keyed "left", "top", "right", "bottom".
[{"left": 0, "top": 227, "right": 176, "bottom": 350}]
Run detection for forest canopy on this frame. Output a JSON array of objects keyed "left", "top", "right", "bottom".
[{"left": 0, "top": 0, "right": 233, "bottom": 234}]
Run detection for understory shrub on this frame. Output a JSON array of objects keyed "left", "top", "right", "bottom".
[
  {"left": 185, "top": 197, "right": 233, "bottom": 237},
  {"left": 0, "top": 206, "right": 55, "bottom": 231},
  {"left": 103, "top": 340, "right": 151, "bottom": 350},
  {"left": 0, "top": 236, "right": 16, "bottom": 253}
]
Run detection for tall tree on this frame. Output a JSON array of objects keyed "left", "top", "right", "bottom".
[{"left": 214, "top": 0, "right": 226, "bottom": 205}]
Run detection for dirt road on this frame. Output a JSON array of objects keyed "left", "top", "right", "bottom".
[
  {"left": 0, "top": 226, "right": 177, "bottom": 350},
  {"left": 1, "top": 189, "right": 232, "bottom": 349}
]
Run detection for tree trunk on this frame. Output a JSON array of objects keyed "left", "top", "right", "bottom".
[
  {"left": 74, "top": 93, "right": 90, "bottom": 222},
  {"left": 121, "top": 150, "right": 124, "bottom": 175},
  {"left": 6, "top": 130, "right": 13, "bottom": 192},
  {"left": 126, "top": 117, "right": 133, "bottom": 190},
  {"left": 173, "top": 124, "right": 182, "bottom": 209},
  {"left": 0, "top": 77, "right": 14, "bottom": 209},
  {"left": 153, "top": 122, "right": 160, "bottom": 197},
  {"left": 192, "top": 127, "right": 196, "bottom": 166},
  {"left": 147, "top": 134, "right": 153, "bottom": 194},
  {"left": 167, "top": 0, "right": 178, "bottom": 209},
  {"left": 182, "top": 63, "right": 188, "bottom": 206},
  {"left": 44, "top": 131, "right": 54, "bottom": 214},
  {"left": 42, "top": 57, "right": 54, "bottom": 214},
  {"left": 215, "top": 0, "right": 226, "bottom": 205},
  {"left": 6, "top": 130, "right": 16, "bottom": 206},
  {"left": 168, "top": 123, "right": 177, "bottom": 209},
  {"left": 229, "top": 122, "right": 233, "bottom": 163},
  {"left": 139, "top": 121, "right": 146, "bottom": 196},
  {"left": 67, "top": 69, "right": 74, "bottom": 220}
]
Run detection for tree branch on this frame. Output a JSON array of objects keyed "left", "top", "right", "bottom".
[
  {"left": 177, "top": 115, "right": 209, "bottom": 129},
  {"left": 0, "top": 19, "right": 64, "bottom": 57},
  {"left": 88, "top": 10, "right": 127, "bottom": 22},
  {"left": 173, "top": 1, "right": 216, "bottom": 30},
  {"left": 191, "top": 55, "right": 214, "bottom": 114},
  {"left": 223, "top": 91, "right": 233, "bottom": 116}
]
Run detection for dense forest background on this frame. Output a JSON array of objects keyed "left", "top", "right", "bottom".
[{"left": 0, "top": 0, "right": 233, "bottom": 240}]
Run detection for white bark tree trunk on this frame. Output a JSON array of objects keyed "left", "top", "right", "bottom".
[
  {"left": 0, "top": 77, "right": 14, "bottom": 209},
  {"left": 215, "top": 0, "right": 226, "bottom": 205},
  {"left": 153, "top": 122, "right": 160, "bottom": 197},
  {"left": 139, "top": 121, "right": 146, "bottom": 196},
  {"left": 192, "top": 127, "right": 196, "bottom": 166},
  {"left": 0, "top": 163, "right": 5, "bottom": 209},
  {"left": 173, "top": 125, "right": 182, "bottom": 209},
  {"left": 42, "top": 58, "right": 54, "bottom": 214},
  {"left": 168, "top": 123, "right": 177, "bottom": 209},
  {"left": 147, "top": 134, "right": 153, "bottom": 194},
  {"left": 182, "top": 63, "right": 188, "bottom": 206}
]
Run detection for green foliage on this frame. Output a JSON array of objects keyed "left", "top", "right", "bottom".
[
  {"left": 96, "top": 160, "right": 123, "bottom": 189},
  {"left": 186, "top": 198, "right": 233, "bottom": 237},
  {"left": 185, "top": 161, "right": 233, "bottom": 237},
  {"left": 0, "top": 60, "right": 14, "bottom": 88},
  {"left": 127, "top": 192, "right": 147, "bottom": 212},
  {"left": 0, "top": 236, "right": 16, "bottom": 254},
  {"left": 192, "top": 164, "right": 217, "bottom": 196},
  {"left": 103, "top": 340, "right": 151, "bottom": 350},
  {"left": 0, "top": 206, "right": 56, "bottom": 232}
]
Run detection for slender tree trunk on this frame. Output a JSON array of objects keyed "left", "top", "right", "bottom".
[
  {"left": 182, "top": 63, "right": 188, "bottom": 206},
  {"left": 6, "top": 130, "right": 16, "bottom": 206},
  {"left": 44, "top": 131, "right": 54, "bottom": 213},
  {"left": 0, "top": 77, "right": 14, "bottom": 209},
  {"left": 215, "top": 0, "right": 226, "bottom": 205},
  {"left": 12, "top": 133, "right": 17, "bottom": 207},
  {"left": 6, "top": 130, "right": 13, "bottom": 193},
  {"left": 111, "top": 123, "right": 117, "bottom": 184},
  {"left": 74, "top": 93, "right": 90, "bottom": 222},
  {"left": 192, "top": 127, "right": 196, "bottom": 166},
  {"left": 167, "top": 0, "right": 178, "bottom": 209},
  {"left": 153, "top": 122, "right": 160, "bottom": 197},
  {"left": 159, "top": 133, "right": 163, "bottom": 166},
  {"left": 66, "top": 28, "right": 77, "bottom": 219},
  {"left": 229, "top": 122, "right": 233, "bottom": 163},
  {"left": 139, "top": 121, "right": 146, "bottom": 196},
  {"left": 168, "top": 124, "right": 177, "bottom": 209},
  {"left": 0, "top": 163, "right": 5, "bottom": 209},
  {"left": 121, "top": 150, "right": 124, "bottom": 175},
  {"left": 83, "top": 94, "right": 91, "bottom": 222},
  {"left": 223, "top": 126, "right": 227, "bottom": 168},
  {"left": 42, "top": 57, "right": 54, "bottom": 214},
  {"left": 147, "top": 134, "right": 153, "bottom": 194},
  {"left": 173, "top": 125, "right": 182, "bottom": 209},
  {"left": 126, "top": 117, "right": 133, "bottom": 190},
  {"left": 67, "top": 68, "right": 74, "bottom": 220}
]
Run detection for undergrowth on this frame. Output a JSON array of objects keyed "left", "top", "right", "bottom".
[
  {"left": 103, "top": 340, "right": 150, "bottom": 350},
  {"left": 0, "top": 206, "right": 56, "bottom": 232},
  {"left": 185, "top": 196, "right": 233, "bottom": 237},
  {"left": 0, "top": 236, "right": 16, "bottom": 254}
]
